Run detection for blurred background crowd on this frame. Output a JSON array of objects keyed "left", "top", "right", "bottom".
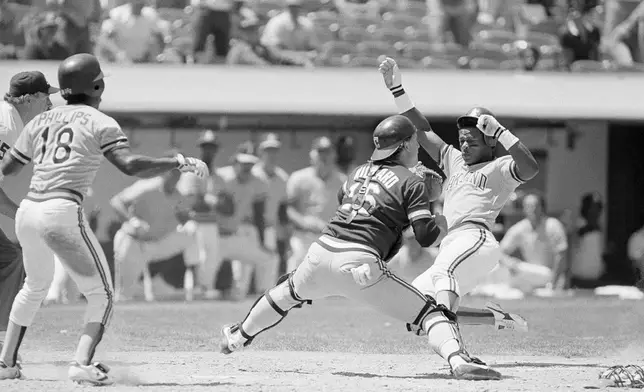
[
  {"left": 42, "top": 127, "right": 644, "bottom": 305},
  {"left": 0, "top": 0, "right": 643, "bottom": 71}
]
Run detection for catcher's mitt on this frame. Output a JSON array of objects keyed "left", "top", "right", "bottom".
[{"left": 410, "top": 163, "right": 444, "bottom": 202}]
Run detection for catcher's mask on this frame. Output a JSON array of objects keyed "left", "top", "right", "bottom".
[{"left": 457, "top": 107, "right": 497, "bottom": 148}]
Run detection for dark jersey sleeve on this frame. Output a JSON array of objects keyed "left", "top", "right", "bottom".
[{"left": 403, "top": 178, "right": 432, "bottom": 223}]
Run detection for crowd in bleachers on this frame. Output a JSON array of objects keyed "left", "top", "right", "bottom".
[{"left": 1, "top": 0, "right": 643, "bottom": 71}]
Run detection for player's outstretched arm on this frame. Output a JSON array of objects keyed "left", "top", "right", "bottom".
[
  {"left": 477, "top": 115, "right": 539, "bottom": 181},
  {"left": 105, "top": 147, "right": 209, "bottom": 179},
  {"left": 379, "top": 57, "right": 446, "bottom": 162}
]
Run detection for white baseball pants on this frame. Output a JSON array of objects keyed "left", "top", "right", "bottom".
[
  {"left": 11, "top": 198, "right": 113, "bottom": 327},
  {"left": 218, "top": 224, "right": 278, "bottom": 294}
]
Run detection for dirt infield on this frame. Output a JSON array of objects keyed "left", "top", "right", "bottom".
[{"left": 1, "top": 350, "right": 622, "bottom": 392}]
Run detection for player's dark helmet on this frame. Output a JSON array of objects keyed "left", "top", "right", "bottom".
[
  {"left": 58, "top": 53, "right": 105, "bottom": 99},
  {"left": 370, "top": 115, "right": 416, "bottom": 161},
  {"left": 456, "top": 107, "right": 495, "bottom": 129}
]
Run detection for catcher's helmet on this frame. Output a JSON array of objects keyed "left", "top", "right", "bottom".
[
  {"left": 58, "top": 54, "right": 105, "bottom": 98},
  {"left": 371, "top": 115, "right": 416, "bottom": 161},
  {"left": 457, "top": 107, "right": 495, "bottom": 129}
]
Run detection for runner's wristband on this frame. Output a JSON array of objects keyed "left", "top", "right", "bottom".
[
  {"left": 390, "top": 85, "right": 414, "bottom": 113},
  {"left": 496, "top": 129, "right": 520, "bottom": 149}
]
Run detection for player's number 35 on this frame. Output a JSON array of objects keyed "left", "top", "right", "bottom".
[
  {"left": 341, "top": 182, "right": 380, "bottom": 217},
  {"left": 38, "top": 124, "right": 75, "bottom": 165}
]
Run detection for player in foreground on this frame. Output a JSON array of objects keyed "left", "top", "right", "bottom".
[
  {"left": 379, "top": 57, "right": 539, "bottom": 331},
  {"left": 219, "top": 115, "right": 502, "bottom": 380},
  {"left": 0, "top": 53, "right": 208, "bottom": 385}
]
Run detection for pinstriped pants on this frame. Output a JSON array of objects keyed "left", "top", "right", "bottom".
[
  {"left": 10, "top": 199, "right": 113, "bottom": 327},
  {"left": 412, "top": 224, "right": 501, "bottom": 298}
]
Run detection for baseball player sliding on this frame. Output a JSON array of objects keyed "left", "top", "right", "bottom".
[
  {"left": 286, "top": 136, "right": 346, "bottom": 272},
  {"left": 0, "top": 71, "right": 57, "bottom": 356},
  {"left": 219, "top": 115, "right": 502, "bottom": 380},
  {"left": 0, "top": 54, "right": 208, "bottom": 385},
  {"left": 379, "top": 57, "right": 539, "bottom": 330}
]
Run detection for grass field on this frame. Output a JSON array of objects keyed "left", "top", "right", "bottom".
[{"left": 2, "top": 295, "right": 643, "bottom": 391}]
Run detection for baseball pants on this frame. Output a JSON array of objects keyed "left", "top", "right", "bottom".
[
  {"left": 113, "top": 228, "right": 199, "bottom": 300},
  {"left": 184, "top": 222, "right": 221, "bottom": 289},
  {"left": 287, "top": 231, "right": 318, "bottom": 272},
  {"left": 219, "top": 224, "right": 278, "bottom": 295},
  {"left": 11, "top": 198, "right": 113, "bottom": 328},
  {"left": 412, "top": 224, "right": 501, "bottom": 300},
  {"left": 242, "top": 235, "right": 439, "bottom": 338},
  {"left": 0, "top": 228, "right": 23, "bottom": 335}
]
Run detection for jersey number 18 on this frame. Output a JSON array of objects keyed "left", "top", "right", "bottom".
[{"left": 39, "top": 125, "right": 74, "bottom": 164}]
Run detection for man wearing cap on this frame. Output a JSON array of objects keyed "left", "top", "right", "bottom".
[
  {"left": 252, "top": 133, "right": 290, "bottom": 276},
  {"left": 214, "top": 142, "right": 278, "bottom": 299},
  {"left": 286, "top": 136, "right": 346, "bottom": 272},
  {"left": 111, "top": 157, "right": 202, "bottom": 302},
  {"left": 0, "top": 70, "right": 58, "bottom": 351},
  {"left": 180, "top": 130, "right": 222, "bottom": 301}
]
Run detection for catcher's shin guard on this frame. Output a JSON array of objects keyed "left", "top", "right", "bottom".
[{"left": 238, "top": 272, "right": 311, "bottom": 345}]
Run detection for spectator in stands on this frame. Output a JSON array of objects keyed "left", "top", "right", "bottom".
[
  {"left": 260, "top": 0, "right": 319, "bottom": 68},
  {"left": 23, "top": 12, "right": 72, "bottom": 60},
  {"left": 569, "top": 192, "right": 605, "bottom": 288},
  {"left": 0, "top": 0, "right": 23, "bottom": 59},
  {"left": 333, "top": 0, "right": 381, "bottom": 19},
  {"left": 627, "top": 214, "right": 644, "bottom": 279},
  {"left": 559, "top": 0, "right": 601, "bottom": 69},
  {"left": 227, "top": 12, "right": 305, "bottom": 66},
  {"left": 426, "top": 0, "right": 478, "bottom": 46},
  {"left": 98, "top": 0, "right": 167, "bottom": 63},
  {"left": 47, "top": 0, "right": 102, "bottom": 55},
  {"left": 191, "top": 0, "right": 235, "bottom": 63},
  {"left": 601, "top": 0, "right": 644, "bottom": 67},
  {"left": 520, "top": 44, "right": 541, "bottom": 71}
]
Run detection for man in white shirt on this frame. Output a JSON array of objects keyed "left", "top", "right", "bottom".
[
  {"left": 488, "top": 192, "right": 568, "bottom": 295},
  {"left": 260, "top": 0, "right": 319, "bottom": 67},
  {"left": 98, "top": 0, "right": 167, "bottom": 63},
  {"left": 0, "top": 71, "right": 58, "bottom": 349},
  {"left": 191, "top": 0, "right": 234, "bottom": 63}
]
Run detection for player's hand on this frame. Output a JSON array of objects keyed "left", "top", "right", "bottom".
[
  {"left": 410, "top": 163, "right": 443, "bottom": 202},
  {"left": 176, "top": 154, "right": 209, "bottom": 178},
  {"left": 350, "top": 263, "right": 373, "bottom": 286},
  {"left": 432, "top": 214, "right": 448, "bottom": 245},
  {"left": 177, "top": 220, "right": 198, "bottom": 235},
  {"left": 476, "top": 114, "right": 506, "bottom": 138},
  {"left": 378, "top": 57, "right": 402, "bottom": 90},
  {"left": 129, "top": 217, "right": 150, "bottom": 236}
]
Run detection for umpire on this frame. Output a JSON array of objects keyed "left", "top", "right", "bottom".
[{"left": 0, "top": 71, "right": 58, "bottom": 346}]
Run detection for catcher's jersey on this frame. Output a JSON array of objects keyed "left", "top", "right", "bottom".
[
  {"left": 324, "top": 162, "right": 433, "bottom": 260},
  {"left": 10, "top": 105, "right": 129, "bottom": 201},
  {"left": 0, "top": 101, "right": 24, "bottom": 160},
  {"left": 439, "top": 144, "right": 524, "bottom": 231}
]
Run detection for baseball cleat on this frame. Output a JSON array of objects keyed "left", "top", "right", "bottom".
[
  {"left": 486, "top": 302, "right": 528, "bottom": 332},
  {"left": 450, "top": 352, "right": 502, "bottom": 380},
  {"left": 220, "top": 324, "right": 245, "bottom": 355},
  {"left": 0, "top": 360, "right": 23, "bottom": 380},
  {"left": 68, "top": 361, "right": 114, "bottom": 386}
]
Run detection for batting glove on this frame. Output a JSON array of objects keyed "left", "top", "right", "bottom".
[
  {"left": 176, "top": 154, "right": 209, "bottom": 178},
  {"left": 379, "top": 57, "right": 403, "bottom": 91},
  {"left": 350, "top": 263, "right": 373, "bottom": 286},
  {"left": 476, "top": 114, "right": 507, "bottom": 138}
]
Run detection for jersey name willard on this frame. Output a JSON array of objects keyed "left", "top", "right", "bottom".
[
  {"left": 353, "top": 165, "right": 400, "bottom": 189},
  {"left": 445, "top": 170, "right": 488, "bottom": 192}
]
